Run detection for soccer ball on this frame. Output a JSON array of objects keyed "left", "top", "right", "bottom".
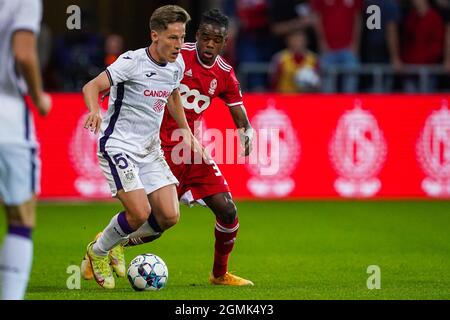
[{"left": 127, "top": 254, "right": 168, "bottom": 291}]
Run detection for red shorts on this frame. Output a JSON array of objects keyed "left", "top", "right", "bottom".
[{"left": 163, "top": 149, "right": 230, "bottom": 202}]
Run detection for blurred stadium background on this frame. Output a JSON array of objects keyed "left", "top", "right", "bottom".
[{"left": 3, "top": 0, "right": 450, "bottom": 299}]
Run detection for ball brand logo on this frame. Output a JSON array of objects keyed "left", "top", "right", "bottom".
[
  {"left": 247, "top": 100, "right": 300, "bottom": 197},
  {"left": 69, "top": 112, "right": 110, "bottom": 197},
  {"left": 329, "top": 102, "right": 387, "bottom": 197},
  {"left": 416, "top": 102, "right": 450, "bottom": 197},
  {"left": 208, "top": 79, "right": 218, "bottom": 95},
  {"left": 179, "top": 83, "right": 211, "bottom": 114}
]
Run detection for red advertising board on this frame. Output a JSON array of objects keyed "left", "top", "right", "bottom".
[{"left": 33, "top": 94, "right": 450, "bottom": 200}]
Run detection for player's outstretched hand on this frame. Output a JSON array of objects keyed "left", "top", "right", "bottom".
[
  {"left": 35, "top": 92, "right": 52, "bottom": 117},
  {"left": 84, "top": 110, "right": 102, "bottom": 134}
]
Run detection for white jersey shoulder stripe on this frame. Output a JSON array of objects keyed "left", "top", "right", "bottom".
[
  {"left": 218, "top": 56, "right": 232, "bottom": 70},
  {"left": 217, "top": 58, "right": 232, "bottom": 72}
]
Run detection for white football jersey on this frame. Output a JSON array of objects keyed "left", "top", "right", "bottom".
[
  {"left": 0, "top": 0, "right": 42, "bottom": 146},
  {"left": 100, "top": 48, "right": 184, "bottom": 157}
]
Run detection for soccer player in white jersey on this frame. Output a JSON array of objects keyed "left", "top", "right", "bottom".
[
  {"left": 81, "top": 5, "right": 202, "bottom": 289},
  {"left": 0, "top": 0, "right": 52, "bottom": 300}
]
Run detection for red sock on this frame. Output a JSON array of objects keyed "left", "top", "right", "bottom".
[{"left": 213, "top": 217, "right": 239, "bottom": 278}]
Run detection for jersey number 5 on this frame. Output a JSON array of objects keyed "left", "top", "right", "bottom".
[{"left": 113, "top": 154, "right": 129, "bottom": 169}]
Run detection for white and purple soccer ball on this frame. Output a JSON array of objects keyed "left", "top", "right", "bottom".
[{"left": 127, "top": 254, "right": 168, "bottom": 291}]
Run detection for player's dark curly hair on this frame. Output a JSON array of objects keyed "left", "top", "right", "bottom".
[{"left": 200, "top": 9, "right": 229, "bottom": 30}]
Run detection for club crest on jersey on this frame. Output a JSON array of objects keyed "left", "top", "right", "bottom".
[
  {"left": 208, "top": 79, "right": 218, "bottom": 95},
  {"left": 173, "top": 70, "right": 179, "bottom": 82},
  {"left": 329, "top": 101, "right": 387, "bottom": 198},
  {"left": 416, "top": 101, "right": 450, "bottom": 197},
  {"left": 124, "top": 169, "right": 135, "bottom": 182}
]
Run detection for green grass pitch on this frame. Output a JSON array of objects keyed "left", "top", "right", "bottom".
[{"left": 1, "top": 200, "right": 449, "bottom": 300}]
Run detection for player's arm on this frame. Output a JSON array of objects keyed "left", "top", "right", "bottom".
[
  {"left": 167, "top": 88, "right": 190, "bottom": 131},
  {"left": 12, "top": 31, "right": 51, "bottom": 116},
  {"left": 167, "top": 89, "right": 204, "bottom": 156},
  {"left": 229, "top": 106, "right": 254, "bottom": 156},
  {"left": 223, "top": 67, "right": 254, "bottom": 156},
  {"left": 82, "top": 71, "right": 111, "bottom": 134}
]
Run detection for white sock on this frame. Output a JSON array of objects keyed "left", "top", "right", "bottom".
[
  {"left": 93, "top": 212, "right": 136, "bottom": 256},
  {"left": 0, "top": 234, "right": 33, "bottom": 300},
  {"left": 128, "top": 221, "right": 159, "bottom": 239}
]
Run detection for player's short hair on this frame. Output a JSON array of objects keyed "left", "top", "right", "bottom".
[
  {"left": 150, "top": 5, "right": 191, "bottom": 32},
  {"left": 200, "top": 9, "right": 229, "bottom": 30}
]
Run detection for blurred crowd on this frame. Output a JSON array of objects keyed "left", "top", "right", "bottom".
[{"left": 40, "top": 0, "right": 450, "bottom": 93}]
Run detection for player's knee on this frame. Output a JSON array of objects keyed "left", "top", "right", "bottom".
[
  {"left": 5, "top": 204, "right": 36, "bottom": 229},
  {"left": 159, "top": 207, "right": 180, "bottom": 229},
  {"left": 217, "top": 202, "right": 237, "bottom": 225},
  {"left": 125, "top": 209, "right": 150, "bottom": 230}
]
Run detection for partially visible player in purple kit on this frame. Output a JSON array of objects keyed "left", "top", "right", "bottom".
[{"left": 0, "top": 0, "right": 52, "bottom": 300}]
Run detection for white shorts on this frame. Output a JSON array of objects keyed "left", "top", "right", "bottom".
[
  {"left": 98, "top": 148, "right": 178, "bottom": 197},
  {"left": 0, "top": 145, "right": 40, "bottom": 205}
]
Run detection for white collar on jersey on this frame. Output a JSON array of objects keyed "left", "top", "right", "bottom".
[{"left": 194, "top": 42, "right": 218, "bottom": 69}]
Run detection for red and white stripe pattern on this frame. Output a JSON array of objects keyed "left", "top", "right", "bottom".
[
  {"left": 215, "top": 220, "right": 239, "bottom": 233},
  {"left": 217, "top": 56, "right": 232, "bottom": 72},
  {"left": 182, "top": 42, "right": 196, "bottom": 51}
]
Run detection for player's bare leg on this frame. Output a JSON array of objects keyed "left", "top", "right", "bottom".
[
  {"left": 203, "top": 192, "right": 253, "bottom": 286},
  {"left": 146, "top": 184, "right": 180, "bottom": 230},
  {"left": 1, "top": 197, "right": 36, "bottom": 299}
]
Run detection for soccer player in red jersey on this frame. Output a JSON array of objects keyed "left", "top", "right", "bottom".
[
  {"left": 170, "top": 9, "right": 253, "bottom": 286},
  {"left": 82, "top": 9, "right": 254, "bottom": 286}
]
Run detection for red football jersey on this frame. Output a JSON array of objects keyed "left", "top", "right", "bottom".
[{"left": 160, "top": 42, "right": 243, "bottom": 148}]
